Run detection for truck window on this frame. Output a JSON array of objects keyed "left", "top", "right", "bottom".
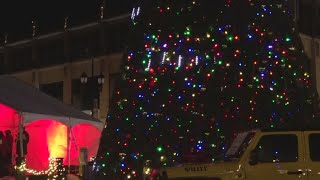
[
  {"left": 309, "top": 134, "right": 320, "bottom": 161},
  {"left": 255, "top": 134, "right": 298, "bottom": 162},
  {"left": 225, "top": 131, "right": 255, "bottom": 160}
]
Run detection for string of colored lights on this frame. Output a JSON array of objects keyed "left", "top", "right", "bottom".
[{"left": 95, "top": 0, "right": 314, "bottom": 178}]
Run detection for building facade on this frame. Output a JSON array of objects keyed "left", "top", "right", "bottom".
[
  {"left": 294, "top": 0, "right": 320, "bottom": 95},
  {"left": 0, "top": 1, "right": 320, "bottom": 124},
  {"left": 0, "top": 14, "right": 131, "bottom": 123}
]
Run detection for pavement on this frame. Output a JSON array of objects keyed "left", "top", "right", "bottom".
[
  {"left": 67, "top": 174, "right": 81, "bottom": 180},
  {"left": 0, "top": 177, "right": 14, "bottom": 180},
  {"left": 0, "top": 174, "right": 82, "bottom": 180}
]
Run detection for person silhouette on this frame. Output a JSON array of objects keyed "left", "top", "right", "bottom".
[
  {"left": 5, "top": 130, "right": 13, "bottom": 165},
  {"left": 16, "top": 127, "right": 29, "bottom": 166},
  {"left": 0, "top": 131, "right": 6, "bottom": 177}
]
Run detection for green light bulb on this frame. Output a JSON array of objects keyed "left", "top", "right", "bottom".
[{"left": 157, "top": 146, "right": 163, "bottom": 153}]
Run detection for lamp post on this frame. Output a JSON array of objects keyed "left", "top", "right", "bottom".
[{"left": 80, "top": 58, "right": 105, "bottom": 117}]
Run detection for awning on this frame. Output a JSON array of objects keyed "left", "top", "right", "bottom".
[{"left": 0, "top": 75, "right": 103, "bottom": 130}]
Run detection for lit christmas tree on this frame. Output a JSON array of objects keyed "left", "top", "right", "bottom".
[{"left": 94, "top": 0, "right": 316, "bottom": 179}]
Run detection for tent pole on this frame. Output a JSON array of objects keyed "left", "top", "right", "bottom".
[
  {"left": 16, "top": 111, "right": 26, "bottom": 180},
  {"left": 68, "top": 117, "right": 71, "bottom": 173},
  {"left": 18, "top": 112, "right": 24, "bottom": 159}
]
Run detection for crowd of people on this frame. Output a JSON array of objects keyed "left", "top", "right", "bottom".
[
  {"left": 0, "top": 130, "right": 13, "bottom": 177},
  {"left": 0, "top": 128, "right": 29, "bottom": 178}
]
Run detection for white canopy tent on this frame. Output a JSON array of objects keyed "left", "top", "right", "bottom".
[
  {"left": 0, "top": 75, "right": 103, "bottom": 170},
  {"left": 0, "top": 75, "right": 103, "bottom": 129}
]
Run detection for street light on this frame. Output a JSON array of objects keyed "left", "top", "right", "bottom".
[
  {"left": 97, "top": 73, "right": 105, "bottom": 85},
  {"left": 80, "top": 72, "right": 88, "bottom": 84},
  {"left": 80, "top": 72, "right": 105, "bottom": 86},
  {"left": 80, "top": 57, "right": 105, "bottom": 118},
  {"left": 97, "top": 73, "right": 105, "bottom": 92}
]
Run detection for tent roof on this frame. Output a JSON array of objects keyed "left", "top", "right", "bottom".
[{"left": 0, "top": 75, "right": 102, "bottom": 129}]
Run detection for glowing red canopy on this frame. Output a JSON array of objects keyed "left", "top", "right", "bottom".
[
  {"left": 0, "top": 76, "right": 103, "bottom": 171},
  {"left": 0, "top": 103, "right": 102, "bottom": 170}
]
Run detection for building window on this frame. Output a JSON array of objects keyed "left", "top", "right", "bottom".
[
  {"left": 70, "top": 30, "right": 100, "bottom": 61},
  {"left": 109, "top": 73, "right": 121, "bottom": 99},
  {"left": 0, "top": 54, "right": 4, "bottom": 75},
  {"left": 309, "top": 134, "right": 320, "bottom": 161},
  {"left": 39, "top": 39, "right": 64, "bottom": 67},
  {"left": 298, "top": 1, "right": 313, "bottom": 35},
  {"left": 316, "top": 42, "right": 320, "bottom": 57},
  {"left": 9, "top": 46, "right": 33, "bottom": 72},
  {"left": 39, "top": 82, "right": 63, "bottom": 101},
  {"left": 72, "top": 79, "right": 82, "bottom": 110},
  {"left": 290, "top": 0, "right": 299, "bottom": 21},
  {"left": 255, "top": 134, "right": 298, "bottom": 162},
  {"left": 106, "top": 22, "right": 129, "bottom": 53}
]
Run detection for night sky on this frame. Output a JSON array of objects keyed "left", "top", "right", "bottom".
[{"left": 0, "top": 0, "right": 133, "bottom": 43}]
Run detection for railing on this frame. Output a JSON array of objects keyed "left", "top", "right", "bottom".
[{"left": 0, "top": 13, "right": 130, "bottom": 74}]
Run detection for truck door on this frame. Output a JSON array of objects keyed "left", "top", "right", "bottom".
[
  {"left": 303, "top": 132, "right": 320, "bottom": 180},
  {"left": 244, "top": 132, "right": 306, "bottom": 180}
]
